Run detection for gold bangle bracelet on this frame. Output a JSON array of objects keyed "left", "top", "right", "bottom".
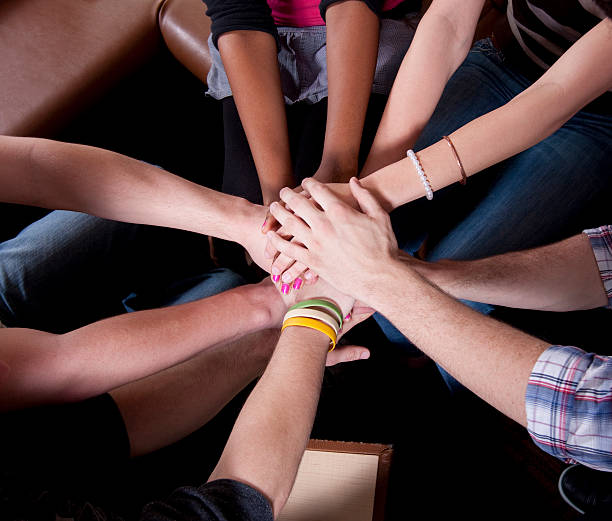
[{"left": 442, "top": 135, "right": 467, "bottom": 186}]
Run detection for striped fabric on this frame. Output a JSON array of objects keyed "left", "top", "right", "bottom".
[
  {"left": 507, "top": 0, "right": 607, "bottom": 70},
  {"left": 526, "top": 345, "right": 612, "bottom": 471},
  {"left": 584, "top": 225, "right": 612, "bottom": 309}
]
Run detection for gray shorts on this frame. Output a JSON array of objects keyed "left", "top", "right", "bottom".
[{"left": 206, "top": 14, "right": 419, "bottom": 105}]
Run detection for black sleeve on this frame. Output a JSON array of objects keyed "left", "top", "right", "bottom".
[
  {"left": 141, "top": 479, "right": 274, "bottom": 521},
  {"left": 203, "top": 0, "right": 279, "bottom": 49},
  {"left": 0, "top": 393, "right": 130, "bottom": 477},
  {"left": 319, "top": 0, "right": 384, "bottom": 20}
]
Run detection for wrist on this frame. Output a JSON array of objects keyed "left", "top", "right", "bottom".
[
  {"left": 243, "top": 279, "right": 287, "bottom": 330},
  {"left": 314, "top": 154, "right": 359, "bottom": 184},
  {"left": 231, "top": 198, "right": 267, "bottom": 245}
]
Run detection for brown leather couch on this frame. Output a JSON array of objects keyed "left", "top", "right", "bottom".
[
  {"left": 0, "top": 0, "right": 167, "bottom": 137},
  {"left": 0, "top": 0, "right": 505, "bottom": 138}
]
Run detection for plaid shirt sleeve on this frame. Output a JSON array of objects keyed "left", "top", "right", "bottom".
[
  {"left": 526, "top": 345, "right": 612, "bottom": 471},
  {"left": 583, "top": 225, "right": 612, "bottom": 309}
]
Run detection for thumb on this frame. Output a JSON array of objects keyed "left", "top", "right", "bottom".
[
  {"left": 325, "top": 345, "right": 370, "bottom": 366},
  {"left": 348, "top": 177, "right": 386, "bottom": 219}
]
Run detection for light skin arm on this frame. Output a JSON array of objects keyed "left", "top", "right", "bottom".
[
  {"left": 361, "top": 17, "right": 612, "bottom": 211},
  {"left": 408, "top": 233, "right": 609, "bottom": 312},
  {"left": 360, "top": 0, "right": 485, "bottom": 175},
  {"left": 0, "top": 135, "right": 270, "bottom": 270},
  {"left": 0, "top": 281, "right": 283, "bottom": 411},
  {"left": 267, "top": 178, "right": 556, "bottom": 426},
  {"left": 209, "top": 326, "right": 331, "bottom": 516},
  {"left": 218, "top": 30, "right": 294, "bottom": 206}
]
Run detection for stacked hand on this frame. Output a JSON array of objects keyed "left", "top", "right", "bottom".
[{"left": 266, "top": 177, "right": 400, "bottom": 306}]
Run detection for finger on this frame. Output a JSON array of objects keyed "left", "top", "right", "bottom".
[
  {"left": 269, "top": 202, "right": 313, "bottom": 246},
  {"left": 278, "top": 187, "right": 322, "bottom": 228},
  {"left": 266, "top": 231, "right": 310, "bottom": 266},
  {"left": 348, "top": 177, "right": 387, "bottom": 220},
  {"left": 264, "top": 224, "right": 292, "bottom": 260},
  {"left": 303, "top": 269, "right": 318, "bottom": 284},
  {"left": 301, "top": 177, "right": 350, "bottom": 212},
  {"left": 325, "top": 345, "right": 370, "bottom": 366},
  {"left": 281, "top": 260, "right": 310, "bottom": 287},
  {"left": 271, "top": 252, "right": 297, "bottom": 281},
  {"left": 261, "top": 209, "right": 280, "bottom": 234}
]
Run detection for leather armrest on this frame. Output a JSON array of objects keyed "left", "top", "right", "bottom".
[
  {"left": 158, "top": 0, "right": 212, "bottom": 84},
  {"left": 0, "top": 0, "right": 163, "bottom": 137}
]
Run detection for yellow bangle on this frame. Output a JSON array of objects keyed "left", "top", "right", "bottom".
[{"left": 281, "top": 316, "right": 337, "bottom": 351}]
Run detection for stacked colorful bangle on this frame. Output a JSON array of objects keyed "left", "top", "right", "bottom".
[{"left": 281, "top": 299, "right": 343, "bottom": 351}]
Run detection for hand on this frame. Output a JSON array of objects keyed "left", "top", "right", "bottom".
[
  {"left": 276, "top": 276, "right": 374, "bottom": 366},
  {"left": 265, "top": 182, "right": 358, "bottom": 285},
  {"left": 239, "top": 203, "right": 275, "bottom": 273},
  {"left": 267, "top": 177, "right": 399, "bottom": 303}
]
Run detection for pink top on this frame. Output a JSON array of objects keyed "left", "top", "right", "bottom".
[{"left": 268, "top": 0, "right": 405, "bottom": 27}]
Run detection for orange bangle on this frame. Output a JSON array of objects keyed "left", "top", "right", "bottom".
[
  {"left": 442, "top": 135, "right": 467, "bottom": 185},
  {"left": 282, "top": 317, "right": 337, "bottom": 351}
]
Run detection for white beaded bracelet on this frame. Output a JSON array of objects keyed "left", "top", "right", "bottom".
[{"left": 407, "top": 149, "right": 433, "bottom": 201}]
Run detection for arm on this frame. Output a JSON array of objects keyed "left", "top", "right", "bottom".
[
  {"left": 360, "top": 0, "right": 485, "bottom": 175},
  {"left": 267, "top": 178, "right": 554, "bottom": 426},
  {"left": 208, "top": 326, "right": 330, "bottom": 515},
  {"left": 361, "top": 18, "right": 612, "bottom": 211},
  {"left": 408, "top": 232, "right": 609, "bottom": 312},
  {"left": 314, "top": 0, "right": 380, "bottom": 183},
  {"left": 217, "top": 27, "right": 293, "bottom": 206},
  {"left": 0, "top": 280, "right": 282, "bottom": 411},
  {"left": 0, "top": 136, "right": 270, "bottom": 270}
]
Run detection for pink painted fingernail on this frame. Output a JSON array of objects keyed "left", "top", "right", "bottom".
[
  {"left": 261, "top": 219, "right": 267, "bottom": 231},
  {"left": 344, "top": 313, "right": 352, "bottom": 321},
  {"left": 272, "top": 274, "right": 280, "bottom": 283},
  {"left": 293, "top": 278, "right": 303, "bottom": 290},
  {"left": 281, "top": 283, "right": 290, "bottom": 295}
]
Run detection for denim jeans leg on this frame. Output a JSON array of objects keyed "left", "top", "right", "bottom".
[{"left": 0, "top": 211, "right": 146, "bottom": 332}]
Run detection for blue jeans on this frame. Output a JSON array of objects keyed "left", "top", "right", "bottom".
[
  {"left": 0, "top": 211, "right": 244, "bottom": 333},
  {"left": 375, "top": 39, "right": 612, "bottom": 391}
]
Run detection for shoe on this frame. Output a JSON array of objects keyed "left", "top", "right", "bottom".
[{"left": 558, "top": 464, "right": 612, "bottom": 516}]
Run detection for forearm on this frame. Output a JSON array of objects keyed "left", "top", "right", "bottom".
[
  {"left": 361, "top": 81, "right": 604, "bottom": 211},
  {"left": 112, "top": 328, "right": 279, "bottom": 458},
  {"left": 364, "top": 261, "right": 549, "bottom": 426},
  {"left": 362, "top": 18, "right": 612, "bottom": 209},
  {"left": 219, "top": 31, "right": 294, "bottom": 204},
  {"left": 209, "top": 327, "right": 329, "bottom": 515},
  {"left": 0, "top": 282, "right": 280, "bottom": 410},
  {"left": 0, "top": 136, "right": 260, "bottom": 244},
  {"left": 411, "top": 234, "right": 608, "bottom": 311},
  {"left": 316, "top": 0, "right": 379, "bottom": 182},
  {"left": 360, "top": 4, "right": 482, "bottom": 176}
]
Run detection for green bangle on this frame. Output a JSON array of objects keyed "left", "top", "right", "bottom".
[{"left": 288, "top": 299, "right": 343, "bottom": 328}]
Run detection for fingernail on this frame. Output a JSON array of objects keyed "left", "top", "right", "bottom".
[
  {"left": 281, "top": 283, "right": 290, "bottom": 295},
  {"left": 272, "top": 274, "right": 280, "bottom": 283},
  {"left": 304, "top": 272, "right": 313, "bottom": 281},
  {"left": 344, "top": 313, "right": 352, "bottom": 321},
  {"left": 360, "top": 352, "right": 370, "bottom": 360},
  {"left": 282, "top": 272, "right": 292, "bottom": 283},
  {"left": 293, "top": 278, "right": 303, "bottom": 290},
  {"left": 271, "top": 267, "right": 280, "bottom": 276}
]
